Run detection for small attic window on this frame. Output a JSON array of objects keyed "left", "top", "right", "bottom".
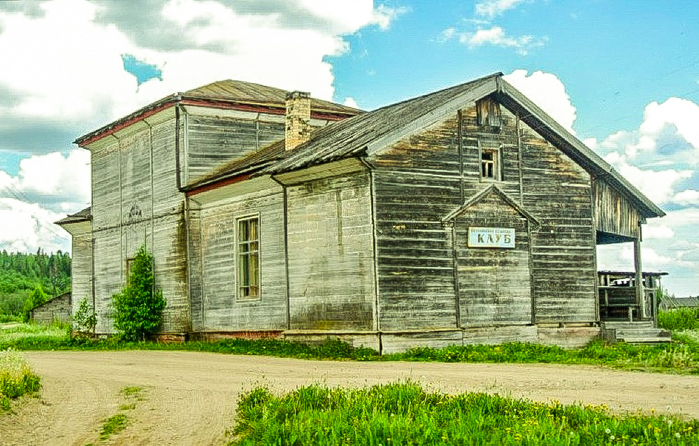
[
  {"left": 476, "top": 97, "right": 501, "bottom": 127},
  {"left": 480, "top": 147, "right": 502, "bottom": 181}
]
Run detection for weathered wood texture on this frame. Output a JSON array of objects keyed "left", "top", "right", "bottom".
[
  {"left": 453, "top": 191, "right": 532, "bottom": 327},
  {"left": 371, "top": 99, "right": 597, "bottom": 331},
  {"left": 592, "top": 177, "right": 641, "bottom": 239},
  {"left": 371, "top": 119, "right": 460, "bottom": 331},
  {"left": 89, "top": 115, "right": 189, "bottom": 334},
  {"left": 185, "top": 111, "right": 285, "bottom": 184},
  {"left": 286, "top": 172, "right": 376, "bottom": 330},
  {"left": 193, "top": 183, "right": 287, "bottom": 331},
  {"left": 31, "top": 293, "right": 72, "bottom": 325},
  {"left": 68, "top": 223, "right": 93, "bottom": 317}
]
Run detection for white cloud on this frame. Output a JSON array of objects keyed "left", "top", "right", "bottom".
[
  {"left": 459, "top": 26, "right": 542, "bottom": 55},
  {"left": 503, "top": 69, "right": 577, "bottom": 134},
  {"left": 0, "top": 198, "right": 70, "bottom": 253},
  {"left": 673, "top": 189, "right": 699, "bottom": 206},
  {"left": 0, "top": 0, "right": 403, "bottom": 254},
  {"left": 436, "top": 27, "right": 457, "bottom": 43},
  {"left": 475, "top": 0, "right": 527, "bottom": 19},
  {"left": 342, "top": 97, "right": 359, "bottom": 109}
]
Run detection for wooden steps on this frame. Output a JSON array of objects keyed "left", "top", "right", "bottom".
[{"left": 601, "top": 321, "right": 671, "bottom": 344}]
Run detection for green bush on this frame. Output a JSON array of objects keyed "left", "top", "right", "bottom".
[
  {"left": 659, "top": 307, "right": 699, "bottom": 331},
  {"left": 73, "top": 297, "right": 97, "bottom": 334},
  {"left": 0, "top": 348, "right": 41, "bottom": 410},
  {"left": 112, "top": 246, "right": 166, "bottom": 342}
]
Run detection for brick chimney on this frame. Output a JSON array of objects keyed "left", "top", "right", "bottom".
[{"left": 285, "top": 91, "right": 311, "bottom": 151}]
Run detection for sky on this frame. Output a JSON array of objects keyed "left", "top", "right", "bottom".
[{"left": 0, "top": 0, "right": 697, "bottom": 296}]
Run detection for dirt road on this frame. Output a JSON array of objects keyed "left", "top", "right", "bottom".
[{"left": 2, "top": 351, "right": 698, "bottom": 445}]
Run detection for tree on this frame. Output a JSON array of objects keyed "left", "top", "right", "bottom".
[
  {"left": 112, "top": 246, "right": 166, "bottom": 342},
  {"left": 22, "top": 285, "right": 48, "bottom": 321}
]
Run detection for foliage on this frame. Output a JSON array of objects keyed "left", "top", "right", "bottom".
[
  {"left": 659, "top": 307, "right": 699, "bottom": 331},
  {"left": 73, "top": 297, "right": 97, "bottom": 334},
  {"left": 21, "top": 285, "right": 48, "bottom": 322},
  {"left": 0, "top": 348, "right": 41, "bottom": 411},
  {"left": 231, "top": 381, "right": 699, "bottom": 445},
  {"left": 112, "top": 246, "right": 166, "bottom": 342},
  {"left": 100, "top": 413, "right": 128, "bottom": 440}
]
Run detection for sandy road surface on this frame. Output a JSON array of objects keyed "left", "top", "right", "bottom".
[{"left": 2, "top": 351, "right": 698, "bottom": 445}]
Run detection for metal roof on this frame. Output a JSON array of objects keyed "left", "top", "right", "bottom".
[
  {"left": 55, "top": 206, "right": 91, "bottom": 225},
  {"left": 254, "top": 72, "right": 664, "bottom": 219},
  {"left": 75, "top": 80, "right": 361, "bottom": 146}
]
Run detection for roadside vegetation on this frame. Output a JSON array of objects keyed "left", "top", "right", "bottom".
[
  {"left": 229, "top": 381, "right": 699, "bottom": 445},
  {"left": 0, "top": 348, "right": 41, "bottom": 411},
  {"left": 2, "top": 321, "right": 699, "bottom": 374}
]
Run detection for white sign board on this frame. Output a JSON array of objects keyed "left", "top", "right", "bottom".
[{"left": 468, "top": 227, "right": 515, "bottom": 248}]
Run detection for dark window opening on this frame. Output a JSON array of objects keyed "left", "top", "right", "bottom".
[{"left": 480, "top": 148, "right": 501, "bottom": 181}]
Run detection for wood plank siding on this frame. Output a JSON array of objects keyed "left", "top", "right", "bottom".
[
  {"left": 592, "top": 177, "right": 641, "bottom": 241},
  {"left": 191, "top": 179, "right": 287, "bottom": 332},
  {"left": 371, "top": 97, "right": 597, "bottom": 331},
  {"left": 88, "top": 111, "right": 190, "bottom": 334},
  {"left": 286, "top": 172, "right": 376, "bottom": 331}
]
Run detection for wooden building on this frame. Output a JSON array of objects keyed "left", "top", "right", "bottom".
[
  {"left": 30, "top": 292, "right": 72, "bottom": 326},
  {"left": 58, "top": 73, "right": 665, "bottom": 352}
]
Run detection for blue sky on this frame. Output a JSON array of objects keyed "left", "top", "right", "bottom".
[{"left": 0, "top": 0, "right": 698, "bottom": 296}]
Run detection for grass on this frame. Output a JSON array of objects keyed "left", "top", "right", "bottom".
[
  {"left": 230, "top": 381, "right": 699, "bottom": 445},
  {"left": 659, "top": 307, "right": 699, "bottom": 331},
  {"left": 99, "top": 413, "right": 128, "bottom": 441},
  {"left": 0, "top": 348, "right": 41, "bottom": 411},
  {"left": 2, "top": 322, "right": 699, "bottom": 374}
]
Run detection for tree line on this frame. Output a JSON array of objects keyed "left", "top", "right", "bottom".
[{"left": 0, "top": 249, "right": 71, "bottom": 321}]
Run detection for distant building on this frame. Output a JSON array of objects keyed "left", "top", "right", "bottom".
[
  {"left": 58, "top": 73, "right": 666, "bottom": 352},
  {"left": 30, "top": 292, "right": 72, "bottom": 325}
]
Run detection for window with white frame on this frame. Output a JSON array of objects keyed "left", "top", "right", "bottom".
[{"left": 237, "top": 216, "right": 260, "bottom": 299}]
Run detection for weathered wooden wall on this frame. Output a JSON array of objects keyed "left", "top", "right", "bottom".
[
  {"left": 31, "top": 293, "right": 72, "bottom": 325},
  {"left": 88, "top": 110, "right": 189, "bottom": 334},
  {"left": 191, "top": 178, "right": 287, "bottom": 331},
  {"left": 286, "top": 172, "right": 376, "bottom": 330},
  {"left": 592, "top": 177, "right": 641, "bottom": 239},
  {"left": 68, "top": 221, "right": 93, "bottom": 317},
  {"left": 371, "top": 97, "right": 597, "bottom": 331},
  {"left": 371, "top": 119, "right": 460, "bottom": 331},
  {"left": 453, "top": 192, "right": 532, "bottom": 327},
  {"left": 183, "top": 107, "right": 286, "bottom": 184}
]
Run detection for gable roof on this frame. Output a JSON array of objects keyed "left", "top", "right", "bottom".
[
  {"left": 75, "top": 80, "right": 362, "bottom": 147},
  {"left": 255, "top": 72, "right": 663, "bottom": 219},
  {"left": 442, "top": 185, "right": 541, "bottom": 229}
]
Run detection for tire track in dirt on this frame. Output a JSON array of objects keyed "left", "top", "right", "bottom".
[{"left": 2, "top": 351, "right": 698, "bottom": 445}]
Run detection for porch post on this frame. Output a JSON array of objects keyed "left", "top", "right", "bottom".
[{"left": 634, "top": 235, "right": 645, "bottom": 318}]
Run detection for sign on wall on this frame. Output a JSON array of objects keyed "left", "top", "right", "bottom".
[{"left": 468, "top": 227, "right": 515, "bottom": 248}]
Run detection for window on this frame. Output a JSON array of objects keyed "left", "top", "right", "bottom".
[
  {"left": 125, "top": 257, "right": 136, "bottom": 283},
  {"left": 480, "top": 148, "right": 501, "bottom": 181},
  {"left": 237, "top": 216, "right": 260, "bottom": 299}
]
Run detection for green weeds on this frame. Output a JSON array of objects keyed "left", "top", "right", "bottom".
[
  {"left": 2, "top": 321, "right": 699, "bottom": 374},
  {"left": 99, "top": 413, "right": 127, "bottom": 441},
  {"left": 0, "top": 348, "right": 41, "bottom": 411},
  {"left": 230, "top": 382, "right": 699, "bottom": 445},
  {"left": 659, "top": 307, "right": 699, "bottom": 331}
]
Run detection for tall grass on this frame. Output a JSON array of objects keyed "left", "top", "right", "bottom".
[
  {"left": 659, "top": 307, "right": 699, "bottom": 331},
  {"left": 230, "top": 382, "right": 699, "bottom": 445},
  {"left": 0, "top": 348, "right": 41, "bottom": 411}
]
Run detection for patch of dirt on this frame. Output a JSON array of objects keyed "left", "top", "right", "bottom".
[{"left": 2, "top": 351, "right": 698, "bottom": 445}]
